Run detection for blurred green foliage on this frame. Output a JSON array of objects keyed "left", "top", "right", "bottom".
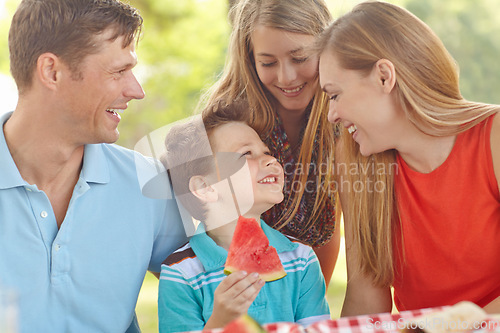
[
  {"left": 118, "top": 0, "right": 231, "bottom": 148},
  {"left": 1, "top": 0, "right": 499, "bottom": 149},
  {"left": 404, "top": 0, "right": 500, "bottom": 104}
]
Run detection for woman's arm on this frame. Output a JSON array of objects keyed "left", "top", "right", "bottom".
[
  {"left": 484, "top": 296, "right": 500, "bottom": 314},
  {"left": 341, "top": 218, "right": 392, "bottom": 316},
  {"left": 334, "top": 138, "right": 392, "bottom": 316},
  {"left": 490, "top": 112, "right": 500, "bottom": 197},
  {"left": 485, "top": 113, "right": 500, "bottom": 314},
  {"left": 313, "top": 226, "right": 341, "bottom": 289}
]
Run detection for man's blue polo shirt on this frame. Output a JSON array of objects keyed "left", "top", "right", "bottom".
[{"left": 0, "top": 112, "right": 188, "bottom": 332}]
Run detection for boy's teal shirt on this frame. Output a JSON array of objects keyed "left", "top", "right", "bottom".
[{"left": 159, "top": 219, "right": 330, "bottom": 332}]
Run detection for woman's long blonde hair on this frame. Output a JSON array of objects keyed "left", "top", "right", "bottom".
[
  {"left": 316, "top": 1, "right": 499, "bottom": 286},
  {"left": 202, "top": 0, "right": 337, "bottom": 233}
]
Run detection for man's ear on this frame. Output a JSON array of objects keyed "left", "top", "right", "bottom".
[
  {"left": 189, "top": 176, "right": 218, "bottom": 203},
  {"left": 36, "top": 52, "right": 63, "bottom": 90},
  {"left": 372, "top": 59, "right": 396, "bottom": 93}
]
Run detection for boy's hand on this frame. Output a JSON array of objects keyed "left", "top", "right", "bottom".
[{"left": 204, "top": 271, "right": 265, "bottom": 329}]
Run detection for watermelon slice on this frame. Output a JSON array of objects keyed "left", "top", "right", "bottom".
[
  {"left": 222, "top": 314, "right": 266, "bottom": 333},
  {"left": 224, "top": 216, "right": 286, "bottom": 282}
]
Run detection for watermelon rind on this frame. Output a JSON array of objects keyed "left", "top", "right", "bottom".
[{"left": 224, "top": 266, "right": 286, "bottom": 282}]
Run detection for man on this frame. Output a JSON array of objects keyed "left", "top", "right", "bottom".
[{"left": 0, "top": 0, "right": 187, "bottom": 332}]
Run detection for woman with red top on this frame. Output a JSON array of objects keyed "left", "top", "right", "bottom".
[
  {"left": 201, "top": 0, "right": 340, "bottom": 286},
  {"left": 316, "top": 2, "right": 500, "bottom": 315}
]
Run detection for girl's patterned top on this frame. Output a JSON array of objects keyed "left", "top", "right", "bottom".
[{"left": 261, "top": 111, "right": 336, "bottom": 247}]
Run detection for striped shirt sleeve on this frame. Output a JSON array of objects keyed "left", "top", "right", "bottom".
[
  {"left": 158, "top": 248, "right": 206, "bottom": 333},
  {"left": 293, "top": 245, "right": 331, "bottom": 326}
]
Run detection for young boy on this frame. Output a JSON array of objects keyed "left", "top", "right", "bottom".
[{"left": 158, "top": 100, "right": 330, "bottom": 332}]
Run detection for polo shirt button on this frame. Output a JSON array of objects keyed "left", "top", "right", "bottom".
[
  {"left": 55, "top": 244, "right": 61, "bottom": 251},
  {"left": 40, "top": 211, "right": 48, "bottom": 218},
  {"left": 26, "top": 187, "right": 32, "bottom": 192}
]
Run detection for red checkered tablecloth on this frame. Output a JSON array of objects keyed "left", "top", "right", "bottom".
[
  {"left": 307, "top": 307, "right": 444, "bottom": 333},
  {"left": 192, "top": 307, "right": 500, "bottom": 332},
  {"left": 307, "top": 308, "right": 500, "bottom": 333}
]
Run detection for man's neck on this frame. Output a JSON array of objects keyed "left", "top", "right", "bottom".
[
  {"left": 4, "top": 110, "right": 84, "bottom": 186},
  {"left": 4, "top": 107, "right": 85, "bottom": 227}
]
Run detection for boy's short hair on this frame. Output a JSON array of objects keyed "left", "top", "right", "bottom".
[
  {"left": 162, "top": 99, "right": 251, "bottom": 221},
  {"left": 9, "top": 0, "right": 143, "bottom": 93}
]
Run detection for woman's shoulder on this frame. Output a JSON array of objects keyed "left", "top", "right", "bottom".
[
  {"left": 489, "top": 112, "right": 500, "bottom": 191},
  {"left": 490, "top": 110, "right": 500, "bottom": 132}
]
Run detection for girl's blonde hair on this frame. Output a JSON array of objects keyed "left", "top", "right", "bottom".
[
  {"left": 202, "top": 0, "right": 337, "bottom": 233},
  {"left": 316, "top": 1, "right": 499, "bottom": 286}
]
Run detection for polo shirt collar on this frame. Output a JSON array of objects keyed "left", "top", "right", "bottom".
[
  {"left": 0, "top": 112, "right": 25, "bottom": 189},
  {"left": 0, "top": 112, "right": 110, "bottom": 188},
  {"left": 81, "top": 144, "right": 109, "bottom": 184},
  {"left": 190, "top": 218, "right": 298, "bottom": 272}
]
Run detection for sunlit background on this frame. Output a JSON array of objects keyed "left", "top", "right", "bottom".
[
  {"left": 0, "top": 0, "right": 17, "bottom": 113},
  {"left": 1, "top": 0, "right": 499, "bottom": 331},
  {"left": 2, "top": 0, "right": 499, "bottom": 128}
]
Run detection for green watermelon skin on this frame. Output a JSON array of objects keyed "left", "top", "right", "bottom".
[{"left": 224, "top": 216, "right": 286, "bottom": 282}]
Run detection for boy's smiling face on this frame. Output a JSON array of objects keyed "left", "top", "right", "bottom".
[{"left": 210, "top": 122, "right": 284, "bottom": 216}]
